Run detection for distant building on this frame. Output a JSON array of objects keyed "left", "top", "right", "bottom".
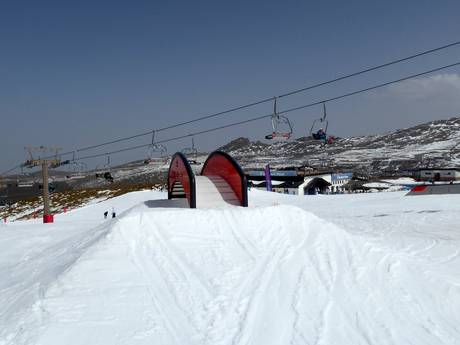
[
  {"left": 413, "top": 168, "right": 460, "bottom": 182},
  {"left": 247, "top": 169, "right": 354, "bottom": 195},
  {"left": 247, "top": 169, "right": 304, "bottom": 195},
  {"left": 298, "top": 172, "right": 353, "bottom": 195}
]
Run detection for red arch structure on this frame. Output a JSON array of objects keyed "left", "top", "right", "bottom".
[
  {"left": 167, "top": 151, "right": 248, "bottom": 208},
  {"left": 201, "top": 151, "right": 248, "bottom": 207},
  {"left": 168, "top": 152, "right": 196, "bottom": 208}
]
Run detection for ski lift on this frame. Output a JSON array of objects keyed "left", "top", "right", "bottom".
[
  {"left": 144, "top": 145, "right": 168, "bottom": 164},
  {"left": 64, "top": 152, "right": 87, "bottom": 179},
  {"left": 95, "top": 155, "right": 111, "bottom": 172},
  {"left": 144, "top": 130, "right": 168, "bottom": 164},
  {"left": 181, "top": 137, "right": 201, "bottom": 165},
  {"left": 95, "top": 155, "right": 114, "bottom": 183},
  {"left": 310, "top": 102, "right": 329, "bottom": 139},
  {"left": 310, "top": 102, "right": 335, "bottom": 144},
  {"left": 72, "top": 162, "right": 87, "bottom": 175},
  {"left": 265, "top": 97, "right": 293, "bottom": 141},
  {"left": 148, "top": 144, "right": 167, "bottom": 158}
]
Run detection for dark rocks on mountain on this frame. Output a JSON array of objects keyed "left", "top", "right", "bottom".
[
  {"left": 9, "top": 117, "right": 459, "bottom": 190},
  {"left": 218, "top": 137, "right": 267, "bottom": 152},
  {"left": 217, "top": 117, "right": 460, "bottom": 176}
]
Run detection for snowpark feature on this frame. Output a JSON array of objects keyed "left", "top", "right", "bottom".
[
  {"left": 406, "top": 183, "right": 460, "bottom": 195},
  {"left": 168, "top": 151, "right": 248, "bottom": 208},
  {"left": 1, "top": 190, "right": 460, "bottom": 344}
]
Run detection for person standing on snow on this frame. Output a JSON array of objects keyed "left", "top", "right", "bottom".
[{"left": 111, "top": 207, "right": 116, "bottom": 218}]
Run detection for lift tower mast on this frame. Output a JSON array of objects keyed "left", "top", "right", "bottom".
[{"left": 23, "top": 146, "right": 61, "bottom": 223}]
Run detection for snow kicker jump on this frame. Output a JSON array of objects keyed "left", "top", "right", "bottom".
[
  {"left": 168, "top": 151, "right": 248, "bottom": 208},
  {"left": 406, "top": 183, "right": 460, "bottom": 196}
]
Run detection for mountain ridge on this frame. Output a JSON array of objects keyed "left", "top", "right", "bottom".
[{"left": 216, "top": 117, "right": 460, "bottom": 175}]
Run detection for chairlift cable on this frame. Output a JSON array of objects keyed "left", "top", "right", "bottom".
[
  {"left": 40, "top": 40, "right": 460, "bottom": 157},
  {"left": 4, "top": 59, "right": 460, "bottom": 171},
  {"left": 42, "top": 61, "right": 460, "bottom": 164}
]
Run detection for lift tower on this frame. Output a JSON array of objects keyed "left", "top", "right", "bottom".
[{"left": 23, "top": 146, "right": 61, "bottom": 223}]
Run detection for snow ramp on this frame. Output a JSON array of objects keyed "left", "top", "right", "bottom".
[
  {"left": 406, "top": 183, "right": 460, "bottom": 195},
  {"left": 168, "top": 151, "right": 248, "bottom": 208},
  {"left": 9, "top": 205, "right": 460, "bottom": 345}
]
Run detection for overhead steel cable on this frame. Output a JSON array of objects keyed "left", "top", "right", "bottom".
[
  {"left": 56, "top": 40, "right": 460, "bottom": 155},
  {"left": 277, "top": 40, "right": 460, "bottom": 99},
  {"left": 69, "top": 60, "right": 460, "bottom": 163},
  {"left": 74, "top": 115, "right": 273, "bottom": 162},
  {"left": 277, "top": 61, "right": 460, "bottom": 115},
  {"left": 1, "top": 164, "right": 24, "bottom": 176},
  {"left": 75, "top": 131, "right": 154, "bottom": 153},
  {"left": 3, "top": 42, "right": 460, "bottom": 173}
]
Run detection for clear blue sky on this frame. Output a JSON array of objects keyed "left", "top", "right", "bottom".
[{"left": 2, "top": 0, "right": 460, "bottom": 172}]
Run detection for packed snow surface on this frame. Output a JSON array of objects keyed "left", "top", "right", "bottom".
[{"left": 1, "top": 190, "right": 460, "bottom": 344}]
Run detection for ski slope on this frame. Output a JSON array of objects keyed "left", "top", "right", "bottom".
[{"left": 1, "top": 190, "right": 460, "bottom": 344}]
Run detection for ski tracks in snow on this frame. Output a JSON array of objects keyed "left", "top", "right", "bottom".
[{"left": 4, "top": 199, "right": 460, "bottom": 345}]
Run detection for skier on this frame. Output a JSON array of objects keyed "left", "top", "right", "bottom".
[
  {"left": 111, "top": 207, "right": 116, "bottom": 218},
  {"left": 104, "top": 211, "right": 108, "bottom": 219}
]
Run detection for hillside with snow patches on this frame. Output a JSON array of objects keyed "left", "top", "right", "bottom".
[
  {"left": 25, "top": 116, "right": 460, "bottom": 191},
  {"left": 217, "top": 117, "right": 460, "bottom": 174},
  {"left": 1, "top": 189, "right": 460, "bottom": 345}
]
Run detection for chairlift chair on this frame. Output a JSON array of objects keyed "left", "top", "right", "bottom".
[
  {"left": 99, "top": 155, "right": 111, "bottom": 172},
  {"left": 181, "top": 137, "right": 201, "bottom": 165},
  {"left": 265, "top": 97, "right": 293, "bottom": 141},
  {"left": 145, "top": 144, "right": 167, "bottom": 163},
  {"left": 95, "top": 155, "right": 114, "bottom": 182},
  {"left": 144, "top": 130, "right": 168, "bottom": 164},
  {"left": 310, "top": 102, "right": 335, "bottom": 145},
  {"left": 310, "top": 102, "right": 329, "bottom": 139},
  {"left": 72, "top": 162, "right": 87, "bottom": 176}
]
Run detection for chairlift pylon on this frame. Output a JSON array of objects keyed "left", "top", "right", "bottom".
[{"left": 265, "top": 97, "right": 293, "bottom": 141}]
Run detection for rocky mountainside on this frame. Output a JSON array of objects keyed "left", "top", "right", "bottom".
[
  {"left": 5, "top": 117, "right": 459, "bottom": 194},
  {"left": 218, "top": 117, "right": 460, "bottom": 176}
]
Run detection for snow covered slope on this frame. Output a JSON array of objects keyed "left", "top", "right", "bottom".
[{"left": 1, "top": 190, "right": 460, "bottom": 344}]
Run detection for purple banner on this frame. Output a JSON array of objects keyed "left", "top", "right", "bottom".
[{"left": 264, "top": 164, "right": 272, "bottom": 192}]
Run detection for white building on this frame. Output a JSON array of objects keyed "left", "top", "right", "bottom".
[
  {"left": 414, "top": 168, "right": 460, "bottom": 182},
  {"left": 298, "top": 172, "right": 353, "bottom": 195}
]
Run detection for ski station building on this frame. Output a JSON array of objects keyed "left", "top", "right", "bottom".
[
  {"left": 247, "top": 169, "right": 353, "bottom": 195},
  {"left": 247, "top": 170, "right": 304, "bottom": 194},
  {"left": 297, "top": 172, "right": 353, "bottom": 195},
  {"left": 412, "top": 168, "right": 460, "bottom": 183}
]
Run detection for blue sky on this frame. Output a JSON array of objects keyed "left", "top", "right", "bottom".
[{"left": 1, "top": 0, "right": 460, "bottom": 171}]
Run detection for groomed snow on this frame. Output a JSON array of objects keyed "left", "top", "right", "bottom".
[{"left": 1, "top": 190, "right": 459, "bottom": 344}]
